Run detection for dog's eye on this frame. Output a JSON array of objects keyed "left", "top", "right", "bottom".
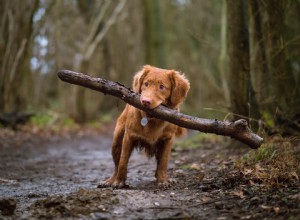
[
  {"left": 159, "top": 84, "right": 165, "bottom": 90},
  {"left": 144, "top": 82, "right": 149, "bottom": 87}
]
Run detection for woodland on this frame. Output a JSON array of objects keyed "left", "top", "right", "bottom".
[
  {"left": 0, "top": 0, "right": 300, "bottom": 219},
  {"left": 0, "top": 0, "right": 299, "bottom": 132}
]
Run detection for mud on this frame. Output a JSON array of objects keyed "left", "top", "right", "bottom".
[{"left": 0, "top": 130, "right": 299, "bottom": 219}]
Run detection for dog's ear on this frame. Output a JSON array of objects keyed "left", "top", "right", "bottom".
[
  {"left": 133, "top": 65, "right": 151, "bottom": 93},
  {"left": 169, "top": 70, "right": 190, "bottom": 108}
]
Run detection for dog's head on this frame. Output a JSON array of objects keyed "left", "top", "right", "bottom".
[{"left": 133, "top": 65, "right": 190, "bottom": 109}]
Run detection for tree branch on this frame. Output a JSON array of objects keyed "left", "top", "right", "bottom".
[
  {"left": 85, "top": 0, "right": 127, "bottom": 60},
  {"left": 57, "top": 70, "right": 264, "bottom": 149}
]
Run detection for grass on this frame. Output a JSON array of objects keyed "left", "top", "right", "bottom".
[
  {"left": 26, "top": 112, "right": 110, "bottom": 136},
  {"left": 175, "top": 132, "right": 221, "bottom": 150},
  {"left": 236, "top": 136, "right": 300, "bottom": 188}
]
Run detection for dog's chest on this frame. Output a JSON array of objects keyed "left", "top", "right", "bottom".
[
  {"left": 142, "top": 123, "right": 165, "bottom": 143},
  {"left": 131, "top": 120, "right": 168, "bottom": 146}
]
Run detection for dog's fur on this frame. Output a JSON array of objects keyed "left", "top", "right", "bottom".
[{"left": 100, "top": 65, "right": 190, "bottom": 188}]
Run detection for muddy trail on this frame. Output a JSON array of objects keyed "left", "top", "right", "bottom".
[{"left": 0, "top": 129, "right": 299, "bottom": 219}]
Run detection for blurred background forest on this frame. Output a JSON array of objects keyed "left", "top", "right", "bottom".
[{"left": 0, "top": 0, "right": 299, "bottom": 135}]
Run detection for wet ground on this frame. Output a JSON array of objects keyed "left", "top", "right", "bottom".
[{"left": 0, "top": 129, "right": 299, "bottom": 219}]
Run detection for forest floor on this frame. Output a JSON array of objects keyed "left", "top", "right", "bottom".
[{"left": 0, "top": 124, "right": 299, "bottom": 219}]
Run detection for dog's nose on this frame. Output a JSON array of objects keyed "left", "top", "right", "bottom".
[{"left": 141, "top": 98, "right": 152, "bottom": 106}]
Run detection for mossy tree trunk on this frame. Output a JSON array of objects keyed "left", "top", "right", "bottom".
[
  {"left": 249, "top": 0, "right": 299, "bottom": 133},
  {"left": 0, "top": 0, "right": 39, "bottom": 113},
  {"left": 226, "top": 0, "right": 260, "bottom": 130},
  {"left": 144, "top": 0, "right": 166, "bottom": 68}
]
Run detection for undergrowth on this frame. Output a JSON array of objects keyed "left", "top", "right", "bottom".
[
  {"left": 236, "top": 136, "right": 300, "bottom": 188},
  {"left": 28, "top": 112, "right": 114, "bottom": 130},
  {"left": 175, "top": 132, "right": 221, "bottom": 150}
]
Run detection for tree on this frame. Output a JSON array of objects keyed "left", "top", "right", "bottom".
[
  {"left": 249, "top": 0, "right": 299, "bottom": 134},
  {"left": 0, "top": 0, "right": 39, "bottom": 112},
  {"left": 143, "top": 0, "right": 166, "bottom": 67},
  {"left": 73, "top": 0, "right": 127, "bottom": 122},
  {"left": 225, "top": 0, "right": 260, "bottom": 130}
]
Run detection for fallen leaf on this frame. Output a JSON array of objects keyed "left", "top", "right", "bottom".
[
  {"left": 273, "top": 207, "right": 280, "bottom": 214},
  {"left": 240, "top": 215, "right": 252, "bottom": 219},
  {"left": 249, "top": 180, "right": 256, "bottom": 186},
  {"left": 242, "top": 169, "right": 253, "bottom": 175},
  {"left": 200, "top": 196, "right": 212, "bottom": 203},
  {"left": 195, "top": 173, "right": 205, "bottom": 181},
  {"left": 232, "top": 190, "right": 245, "bottom": 199},
  {"left": 255, "top": 164, "right": 266, "bottom": 171},
  {"left": 291, "top": 171, "right": 299, "bottom": 180},
  {"left": 289, "top": 193, "right": 300, "bottom": 200},
  {"left": 260, "top": 205, "right": 271, "bottom": 209},
  {"left": 190, "top": 163, "right": 201, "bottom": 170}
]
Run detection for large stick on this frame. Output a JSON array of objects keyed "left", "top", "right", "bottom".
[{"left": 57, "top": 70, "right": 263, "bottom": 149}]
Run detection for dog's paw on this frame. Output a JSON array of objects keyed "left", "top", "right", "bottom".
[
  {"left": 97, "top": 181, "right": 112, "bottom": 188},
  {"left": 158, "top": 182, "right": 170, "bottom": 189},
  {"left": 157, "top": 178, "right": 177, "bottom": 189},
  {"left": 168, "top": 178, "right": 177, "bottom": 184},
  {"left": 111, "top": 180, "right": 130, "bottom": 189}
]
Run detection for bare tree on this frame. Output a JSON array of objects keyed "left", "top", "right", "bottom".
[
  {"left": 0, "top": 0, "right": 39, "bottom": 112},
  {"left": 143, "top": 0, "right": 166, "bottom": 67},
  {"left": 226, "top": 0, "right": 260, "bottom": 130},
  {"left": 249, "top": 0, "right": 299, "bottom": 133},
  {"left": 72, "top": 0, "right": 127, "bottom": 122}
]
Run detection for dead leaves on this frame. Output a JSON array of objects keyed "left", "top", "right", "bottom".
[
  {"left": 231, "top": 189, "right": 245, "bottom": 199},
  {"left": 260, "top": 205, "right": 281, "bottom": 215},
  {"left": 236, "top": 136, "right": 300, "bottom": 188}
]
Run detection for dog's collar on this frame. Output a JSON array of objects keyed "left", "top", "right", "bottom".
[
  {"left": 140, "top": 104, "right": 177, "bottom": 127},
  {"left": 140, "top": 111, "right": 156, "bottom": 126}
]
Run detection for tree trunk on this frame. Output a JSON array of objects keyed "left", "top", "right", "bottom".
[
  {"left": 226, "top": 0, "right": 260, "bottom": 130},
  {"left": 249, "top": 0, "right": 299, "bottom": 134},
  {"left": 144, "top": 0, "right": 166, "bottom": 67},
  {"left": 258, "top": 0, "right": 297, "bottom": 114},
  {"left": 72, "top": 0, "right": 127, "bottom": 122},
  {"left": 248, "top": 0, "right": 270, "bottom": 109},
  {"left": 219, "top": 0, "right": 230, "bottom": 104},
  {"left": 0, "top": 0, "right": 39, "bottom": 112}
]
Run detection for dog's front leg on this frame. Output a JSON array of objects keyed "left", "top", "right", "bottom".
[
  {"left": 155, "top": 138, "right": 173, "bottom": 188},
  {"left": 112, "top": 131, "right": 134, "bottom": 189}
]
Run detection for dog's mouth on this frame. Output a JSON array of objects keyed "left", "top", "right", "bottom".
[
  {"left": 143, "top": 103, "right": 169, "bottom": 119},
  {"left": 141, "top": 111, "right": 154, "bottom": 119}
]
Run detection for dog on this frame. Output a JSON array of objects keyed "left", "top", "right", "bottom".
[{"left": 99, "top": 65, "right": 190, "bottom": 188}]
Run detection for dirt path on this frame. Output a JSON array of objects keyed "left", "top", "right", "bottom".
[{"left": 0, "top": 130, "right": 299, "bottom": 219}]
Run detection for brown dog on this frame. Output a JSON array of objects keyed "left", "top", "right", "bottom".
[{"left": 99, "top": 65, "right": 190, "bottom": 188}]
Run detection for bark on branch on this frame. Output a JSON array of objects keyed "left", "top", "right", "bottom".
[{"left": 57, "top": 70, "right": 263, "bottom": 149}]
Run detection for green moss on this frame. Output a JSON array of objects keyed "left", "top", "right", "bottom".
[
  {"left": 175, "top": 133, "right": 218, "bottom": 150},
  {"left": 262, "top": 112, "right": 274, "bottom": 128},
  {"left": 179, "top": 164, "right": 193, "bottom": 170},
  {"left": 100, "top": 113, "right": 112, "bottom": 123},
  {"left": 175, "top": 133, "right": 205, "bottom": 150},
  {"left": 242, "top": 143, "right": 277, "bottom": 164},
  {"left": 30, "top": 114, "right": 54, "bottom": 127},
  {"left": 62, "top": 117, "right": 76, "bottom": 127}
]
